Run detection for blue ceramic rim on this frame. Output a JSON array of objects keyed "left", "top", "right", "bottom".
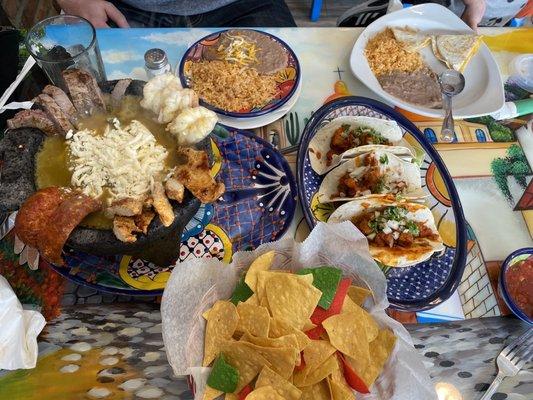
[
  {"left": 49, "top": 126, "right": 298, "bottom": 296},
  {"left": 178, "top": 29, "right": 301, "bottom": 119},
  {"left": 296, "top": 96, "right": 468, "bottom": 312},
  {"left": 498, "top": 247, "right": 533, "bottom": 325}
]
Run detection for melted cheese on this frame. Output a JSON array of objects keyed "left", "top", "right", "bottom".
[{"left": 68, "top": 119, "right": 168, "bottom": 204}]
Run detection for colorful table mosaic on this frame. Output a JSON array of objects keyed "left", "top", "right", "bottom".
[{"left": 0, "top": 26, "right": 532, "bottom": 400}]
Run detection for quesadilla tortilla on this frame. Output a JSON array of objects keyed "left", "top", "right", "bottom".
[
  {"left": 431, "top": 34, "right": 481, "bottom": 72},
  {"left": 328, "top": 195, "right": 444, "bottom": 268},
  {"left": 318, "top": 149, "right": 422, "bottom": 203},
  {"left": 391, "top": 27, "right": 431, "bottom": 53},
  {"left": 308, "top": 116, "right": 404, "bottom": 175}
]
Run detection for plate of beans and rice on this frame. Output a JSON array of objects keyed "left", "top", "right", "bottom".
[
  {"left": 350, "top": 4, "right": 503, "bottom": 119},
  {"left": 179, "top": 29, "right": 301, "bottom": 121}
]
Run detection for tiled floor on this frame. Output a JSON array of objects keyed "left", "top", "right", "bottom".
[{"left": 287, "top": 0, "right": 358, "bottom": 27}]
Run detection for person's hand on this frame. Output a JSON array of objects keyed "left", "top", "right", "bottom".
[
  {"left": 56, "top": 0, "right": 130, "bottom": 28},
  {"left": 461, "top": 0, "right": 486, "bottom": 32}
]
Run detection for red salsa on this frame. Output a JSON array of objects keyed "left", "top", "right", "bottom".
[{"left": 505, "top": 255, "right": 533, "bottom": 319}]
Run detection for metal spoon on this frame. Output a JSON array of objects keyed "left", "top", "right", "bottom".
[{"left": 438, "top": 70, "right": 465, "bottom": 142}]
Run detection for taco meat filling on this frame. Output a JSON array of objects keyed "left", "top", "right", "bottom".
[
  {"left": 353, "top": 206, "right": 438, "bottom": 248},
  {"left": 326, "top": 124, "right": 390, "bottom": 166},
  {"left": 336, "top": 153, "right": 406, "bottom": 198}
]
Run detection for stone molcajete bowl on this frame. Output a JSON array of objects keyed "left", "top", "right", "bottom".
[{"left": 0, "top": 80, "right": 208, "bottom": 267}]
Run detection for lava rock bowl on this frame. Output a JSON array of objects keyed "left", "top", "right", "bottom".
[{"left": 0, "top": 79, "right": 210, "bottom": 267}]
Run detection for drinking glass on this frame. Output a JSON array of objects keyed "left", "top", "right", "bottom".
[{"left": 25, "top": 15, "right": 106, "bottom": 90}]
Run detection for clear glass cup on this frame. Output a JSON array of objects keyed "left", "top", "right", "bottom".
[{"left": 25, "top": 15, "right": 106, "bottom": 91}]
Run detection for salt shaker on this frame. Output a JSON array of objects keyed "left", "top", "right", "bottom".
[{"left": 144, "top": 48, "right": 171, "bottom": 79}]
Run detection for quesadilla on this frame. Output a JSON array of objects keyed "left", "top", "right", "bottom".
[
  {"left": 391, "top": 27, "right": 431, "bottom": 53},
  {"left": 308, "top": 116, "right": 405, "bottom": 175},
  {"left": 328, "top": 195, "right": 444, "bottom": 268},
  {"left": 318, "top": 149, "right": 422, "bottom": 203},
  {"left": 432, "top": 34, "right": 481, "bottom": 72}
]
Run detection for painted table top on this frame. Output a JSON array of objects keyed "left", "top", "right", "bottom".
[
  {"left": 93, "top": 26, "right": 533, "bottom": 322},
  {"left": 0, "top": 26, "right": 532, "bottom": 400}
]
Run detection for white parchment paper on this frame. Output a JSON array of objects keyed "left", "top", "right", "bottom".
[{"left": 161, "top": 222, "right": 437, "bottom": 400}]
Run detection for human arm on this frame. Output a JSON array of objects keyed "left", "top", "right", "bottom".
[
  {"left": 55, "top": 0, "right": 130, "bottom": 28},
  {"left": 461, "top": 0, "right": 486, "bottom": 32}
]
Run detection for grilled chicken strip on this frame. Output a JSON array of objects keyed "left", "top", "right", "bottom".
[
  {"left": 33, "top": 93, "right": 74, "bottom": 135},
  {"left": 7, "top": 109, "right": 57, "bottom": 136},
  {"left": 42, "top": 85, "right": 79, "bottom": 126},
  {"left": 152, "top": 181, "right": 175, "bottom": 227},
  {"left": 113, "top": 216, "right": 140, "bottom": 243},
  {"left": 175, "top": 148, "right": 225, "bottom": 203},
  {"left": 165, "top": 177, "right": 185, "bottom": 203},
  {"left": 134, "top": 209, "right": 155, "bottom": 234},
  {"left": 106, "top": 197, "right": 144, "bottom": 217},
  {"left": 62, "top": 68, "right": 106, "bottom": 116}
]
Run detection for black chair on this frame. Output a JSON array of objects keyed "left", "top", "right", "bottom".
[{"left": 337, "top": 0, "right": 391, "bottom": 27}]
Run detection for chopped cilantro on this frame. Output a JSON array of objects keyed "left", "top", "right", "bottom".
[
  {"left": 382, "top": 206, "right": 406, "bottom": 221},
  {"left": 406, "top": 220, "right": 420, "bottom": 236},
  {"left": 341, "top": 124, "right": 351, "bottom": 133},
  {"left": 379, "top": 154, "right": 389, "bottom": 164},
  {"left": 373, "top": 177, "right": 386, "bottom": 193}
]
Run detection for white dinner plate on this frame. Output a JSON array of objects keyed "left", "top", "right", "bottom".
[
  {"left": 350, "top": 4, "right": 504, "bottom": 119},
  {"left": 217, "top": 78, "right": 302, "bottom": 130}
]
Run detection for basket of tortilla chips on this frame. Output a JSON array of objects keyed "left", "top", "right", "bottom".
[{"left": 161, "top": 222, "right": 437, "bottom": 400}]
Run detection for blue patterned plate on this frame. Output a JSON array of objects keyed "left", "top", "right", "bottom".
[
  {"left": 297, "top": 97, "right": 467, "bottom": 311},
  {"left": 46, "top": 126, "right": 297, "bottom": 296}
]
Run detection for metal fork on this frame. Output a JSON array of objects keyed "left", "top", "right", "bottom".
[{"left": 480, "top": 328, "right": 533, "bottom": 400}]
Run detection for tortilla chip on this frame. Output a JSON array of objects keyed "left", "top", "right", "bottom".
[
  {"left": 243, "top": 333, "right": 299, "bottom": 350},
  {"left": 300, "top": 380, "right": 331, "bottom": 400},
  {"left": 322, "top": 312, "right": 370, "bottom": 366},
  {"left": 202, "top": 386, "right": 223, "bottom": 400},
  {"left": 294, "top": 355, "right": 337, "bottom": 387},
  {"left": 219, "top": 340, "right": 270, "bottom": 392},
  {"left": 340, "top": 298, "right": 378, "bottom": 342},
  {"left": 203, "top": 301, "right": 239, "bottom": 367},
  {"left": 354, "top": 328, "right": 396, "bottom": 388},
  {"left": 266, "top": 274, "right": 322, "bottom": 330},
  {"left": 328, "top": 377, "right": 354, "bottom": 400},
  {"left": 246, "top": 386, "right": 285, "bottom": 400},
  {"left": 236, "top": 303, "right": 270, "bottom": 337},
  {"left": 202, "top": 309, "right": 210, "bottom": 320},
  {"left": 347, "top": 286, "right": 371, "bottom": 306},
  {"left": 256, "top": 271, "right": 313, "bottom": 303},
  {"left": 245, "top": 251, "right": 275, "bottom": 292},
  {"left": 301, "top": 340, "right": 337, "bottom": 377},
  {"left": 256, "top": 366, "right": 302, "bottom": 400},
  {"left": 330, "top": 355, "right": 351, "bottom": 390},
  {"left": 242, "top": 333, "right": 301, "bottom": 366},
  {"left": 225, "top": 394, "right": 238, "bottom": 400},
  {"left": 303, "top": 320, "right": 317, "bottom": 331},
  {"left": 240, "top": 342, "right": 299, "bottom": 380},
  {"left": 269, "top": 317, "right": 310, "bottom": 351},
  {"left": 244, "top": 293, "right": 259, "bottom": 306}
]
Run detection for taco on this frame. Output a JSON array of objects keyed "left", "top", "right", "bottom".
[
  {"left": 318, "top": 149, "right": 422, "bottom": 203},
  {"left": 308, "top": 116, "right": 404, "bottom": 175},
  {"left": 329, "top": 195, "right": 444, "bottom": 268}
]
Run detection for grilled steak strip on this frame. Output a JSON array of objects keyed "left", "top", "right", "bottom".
[
  {"left": 62, "top": 68, "right": 105, "bottom": 116},
  {"left": 33, "top": 93, "right": 74, "bottom": 135},
  {"left": 42, "top": 85, "right": 79, "bottom": 127},
  {"left": 6, "top": 109, "right": 57, "bottom": 136},
  {"left": 110, "top": 79, "right": 132, "bottom": 108}
]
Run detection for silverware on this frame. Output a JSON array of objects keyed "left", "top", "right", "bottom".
[
  {"left": 438, "top": 69, "right": 465, "bottom": 143},
  {"left": 480, "top": 328, "right": 533, "bottom": 400},
  {"left": 280, "top": 144, "right": 299, "bottom": 155}
]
